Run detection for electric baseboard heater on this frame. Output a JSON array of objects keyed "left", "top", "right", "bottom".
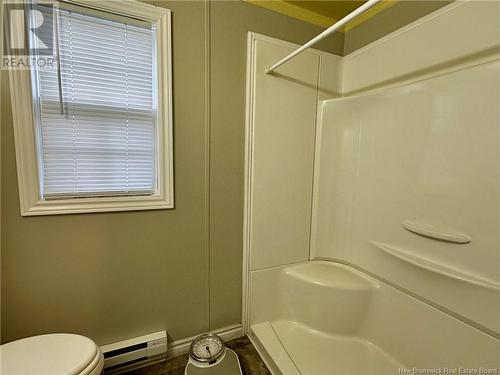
[{"left": 100, "top": 330, "right": 167, "bottom": 374}]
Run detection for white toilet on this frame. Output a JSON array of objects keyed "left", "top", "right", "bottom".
[{"left": 0, "top": 333, "right": 104, "bottom": 375}]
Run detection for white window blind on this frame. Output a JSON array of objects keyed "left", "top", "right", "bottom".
[{"left": 32, "top": 6, "right": 157, "bottom": 198}]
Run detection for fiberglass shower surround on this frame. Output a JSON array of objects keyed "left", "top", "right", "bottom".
[{"left": 243, "top": 1, "right": 500, "bottom": 374}]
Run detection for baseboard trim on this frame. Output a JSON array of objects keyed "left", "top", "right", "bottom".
[{"left": 167, "top": 324, "right": 243, "bottom": 359}]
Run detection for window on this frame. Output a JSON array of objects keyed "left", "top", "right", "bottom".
[
  {"left": 36, "top": 6, "right": 157, "bottom": 198},
  {"left": 9, "top": 1, "right": 173, "bottom": 215}
]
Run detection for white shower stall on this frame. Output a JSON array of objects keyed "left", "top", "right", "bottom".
[{"left": 243, "top": 1, "right": 500, "bottom": 374}]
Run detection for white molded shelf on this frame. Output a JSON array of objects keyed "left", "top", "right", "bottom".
[{"left": 372, "top": 241, "right": 500, "bottom": 291}]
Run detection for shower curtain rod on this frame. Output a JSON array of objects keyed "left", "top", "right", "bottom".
[{"left": 265, "top": 0, "right": 382, "bottom": 74}]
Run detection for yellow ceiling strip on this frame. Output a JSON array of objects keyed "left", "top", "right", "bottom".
[
  {"left": 343, "top": 0, "right": 399, "bottom": 32},
  {"left": 244, "top": 0, "right": 338, "bottom": 29},
  {"left": 244, "top": 0, "right": 399, "bottom": 33}
]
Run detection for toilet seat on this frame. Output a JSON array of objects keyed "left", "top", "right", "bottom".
[
  {"left": 0, "top": 333, "right": 104, "bottom": 375},
  {"left": 76, "top": 347, "right": 104, "bottom": 375}
]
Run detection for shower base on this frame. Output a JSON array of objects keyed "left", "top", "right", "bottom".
[
  {"left": 248, "top": 261, "right": 499, "bottom": 375},
  {"left": 251, "top": 320, "right": 400, "bottom": 375}
]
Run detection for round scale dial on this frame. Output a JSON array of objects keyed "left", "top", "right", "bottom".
[{"left": 189, "top": 333, "right": 225, "bottom": 363}]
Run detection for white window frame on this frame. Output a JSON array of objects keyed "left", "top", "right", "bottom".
[{"left": 9, "top": 0, "right": 174, "bottom": 216}]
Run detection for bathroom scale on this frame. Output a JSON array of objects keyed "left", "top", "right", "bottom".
[{"left": 185, "top": 333, "right": 243, "bottom": 375}]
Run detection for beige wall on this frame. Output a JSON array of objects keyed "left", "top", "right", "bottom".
[
  {"left": 0, "top": 0, "right": 341, "bottom": 345},
  {"left": 1, "top": 0, "right": 210, "bottom": 346}
]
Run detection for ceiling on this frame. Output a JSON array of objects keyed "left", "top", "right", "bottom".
[{"left": 244, "top": 0, "right": 398, "bottom": 31}]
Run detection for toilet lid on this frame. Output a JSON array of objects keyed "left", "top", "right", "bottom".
[{"left": 0, "top": 334, "right": 99, "bottom": 375}]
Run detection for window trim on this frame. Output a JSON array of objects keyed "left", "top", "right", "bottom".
[{"left": 9, "top": 0, "right": 173, "bottom": 216}]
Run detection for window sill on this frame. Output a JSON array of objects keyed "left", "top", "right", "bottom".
[{"left": 21, "top": 194, "right": 174, "bottom": 216}]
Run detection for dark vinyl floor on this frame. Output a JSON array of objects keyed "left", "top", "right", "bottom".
[{"left": 123, "top": 336, "right": 271, "bottom": 375}]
